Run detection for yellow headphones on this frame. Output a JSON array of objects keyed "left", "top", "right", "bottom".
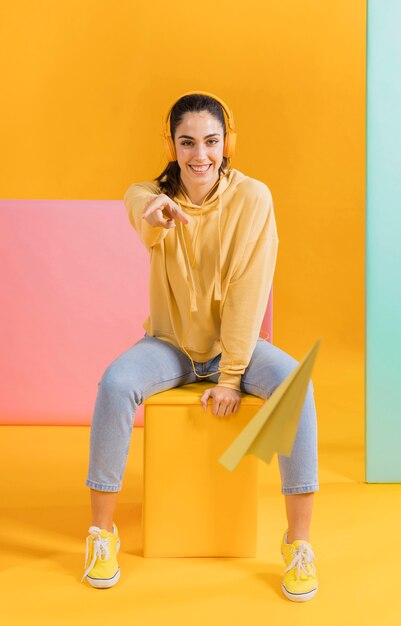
[{"left": 163, "top": 90, "right": 237, "bottom": 162}]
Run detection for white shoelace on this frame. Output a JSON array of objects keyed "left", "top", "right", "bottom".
[
  {"left": 284, "top": 543, "right": 316, "bottom": 581},
  {"left": 81, "top": 526, "right": 111, "bottom": 582}
]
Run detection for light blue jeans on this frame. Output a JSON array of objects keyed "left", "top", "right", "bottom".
[{"left": 85, "top": 332, "right": 319, "bottom": 495}]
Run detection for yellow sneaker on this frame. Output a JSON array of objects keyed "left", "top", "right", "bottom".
[
  {"left": 81, "top": 523, "right": 121, "bottom": 588},
  {"left": 280, "top": 529, "right": 318, "bottom": 602}
]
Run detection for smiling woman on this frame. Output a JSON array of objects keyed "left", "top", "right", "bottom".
[{"left": 82, "top": 90, "right": 320, "bottom": 602}]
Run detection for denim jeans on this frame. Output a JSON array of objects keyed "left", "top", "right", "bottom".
[{"left": 85, "top": 332, "right": 319, "bottom": 495}]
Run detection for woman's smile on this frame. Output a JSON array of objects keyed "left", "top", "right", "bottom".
[{"left": 188, "top": 164, "right": 212, "bottom": 175}]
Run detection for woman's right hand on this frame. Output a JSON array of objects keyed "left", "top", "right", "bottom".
[{"left": 141, "top": 194, "right": 189, "bottom": 229}]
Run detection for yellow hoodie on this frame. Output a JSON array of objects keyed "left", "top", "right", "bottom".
[{"left": 123, "top": 167, "right": 279, "bottom": 391}]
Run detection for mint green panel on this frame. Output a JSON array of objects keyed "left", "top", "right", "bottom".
[{"left": 366, "top": 0, "right": 401, "bottom": 481}]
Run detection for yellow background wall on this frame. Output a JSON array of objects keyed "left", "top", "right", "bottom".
[{"left": 1, "top": 0, "right": 365, "bottom": 361}]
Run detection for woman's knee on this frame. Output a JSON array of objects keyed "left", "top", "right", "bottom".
[
  {"left": 271, "top": 353, "right": 299, "bottom": 386},
  {"left": 98, "top": 362, "right": 139, "bottom": 400},
  {"left": 272, "top": 351, "right": 315, "bottom": 394}
]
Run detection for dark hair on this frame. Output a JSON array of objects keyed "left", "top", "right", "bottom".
[{"left": 154, "top": 94, "right": 231, "bottom": 199}]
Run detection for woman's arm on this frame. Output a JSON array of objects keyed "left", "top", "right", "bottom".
[{"left": 123, "top": 182, "right": 168, "bottom": 249}]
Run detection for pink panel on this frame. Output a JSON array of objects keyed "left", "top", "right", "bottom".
[
  {"left": 0, "top": 199, "right": 149, "bottom": 426},
  {"left": 0, "top": 200, "right": 272, "bottom": 426}
]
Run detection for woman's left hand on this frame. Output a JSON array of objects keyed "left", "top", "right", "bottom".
[{"left": 200, "top": 385, "right": 242, "bottom": 417}]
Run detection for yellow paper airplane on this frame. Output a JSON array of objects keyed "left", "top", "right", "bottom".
[{"left": 218, "top": 338, "right": 322, "bottom": 471}]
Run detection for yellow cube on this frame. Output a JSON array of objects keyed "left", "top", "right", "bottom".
[{"left": 142, "top": 382, "right": 264, "bottom": 557}]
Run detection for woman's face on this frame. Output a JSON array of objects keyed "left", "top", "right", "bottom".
[{"left": 174, "top": 110, "right": 224, "bottom": 197}]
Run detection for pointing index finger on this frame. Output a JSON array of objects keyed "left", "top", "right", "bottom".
[{"left": 178, "top": 211, "right": 189, "bottom": 224}]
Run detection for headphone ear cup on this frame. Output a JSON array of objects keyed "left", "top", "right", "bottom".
[
  {"left": 164, "top": 136, "right": 176, "bottom": 162},
  {"left": 224, "top": 131, "right": 236, "bottom": 159}
]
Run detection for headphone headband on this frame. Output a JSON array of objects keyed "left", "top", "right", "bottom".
[{"left": 162, "top": 90, "right": 236, "bottom": 162}]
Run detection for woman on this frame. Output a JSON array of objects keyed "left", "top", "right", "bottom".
[{"left": 81, "top": 91, "right": 319, "bottom": 602}]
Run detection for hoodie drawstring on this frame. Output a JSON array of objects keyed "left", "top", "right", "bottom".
[
  {"left": 175, "top": 180, "right": 228, "bottom": 381},
  {"left": 176, "top": 193, "right": 223, "bottom": 314},
  {"left": 176, "top": 200, "right": 198, "bottom": 313},
  {"left": 214, "top": 194, "right": 222, "bottom": 303}
]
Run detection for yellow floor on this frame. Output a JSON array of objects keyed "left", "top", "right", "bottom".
[{"left": 1, "top": 347, "right": 400, "bottom": 625}]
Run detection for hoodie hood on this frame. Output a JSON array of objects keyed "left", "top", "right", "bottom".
[{"left": 173, "top": 167, "right": 248, "bottom": 314}]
